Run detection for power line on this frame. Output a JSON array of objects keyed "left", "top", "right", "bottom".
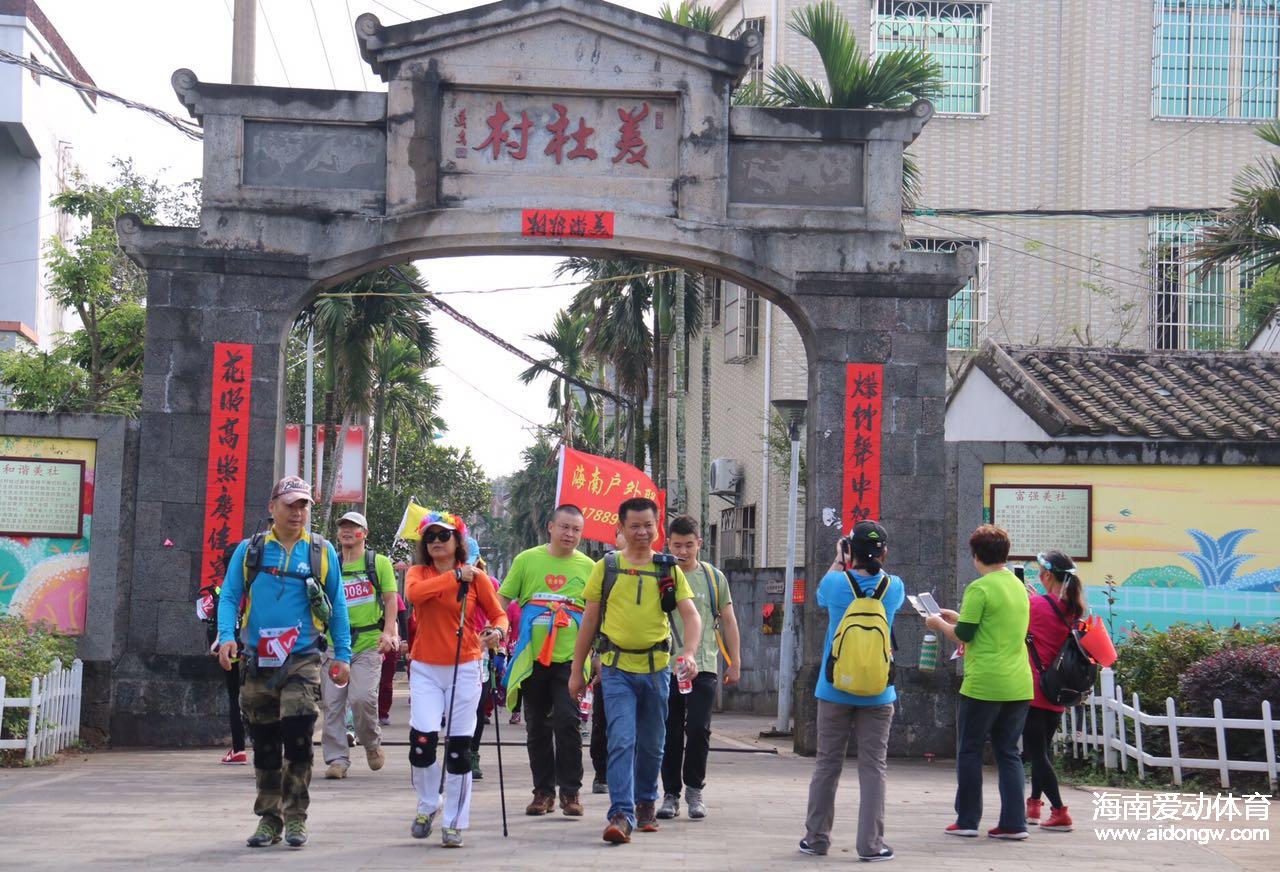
[
  {"left": 261, "top": 0, "right": 293, "bottom": 87},
  {"left": 0, "top": 49, "right": 203, "bottom": 140},
  {"left": 434, "top": 360, "right": 551, "bottom": 432},
  {"left": 369, "top": 0, "right": 414, "bottom": 22},
  {"left": 308, "top": 0, "right": 338, "bottom": 89},
  {"left": 345, "top": 0, "right": 372, "bottom": 90}
]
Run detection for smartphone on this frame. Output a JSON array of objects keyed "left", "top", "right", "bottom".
[
  {"left": 916, "top": 592, "right": 942, "bottom": 615},
  {"left": 1012, "top": 564, "right": 1026, "bottom": 582}
]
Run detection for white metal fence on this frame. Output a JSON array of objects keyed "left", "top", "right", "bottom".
[
  {"left": 1058, "top": 667, "right": 1278, "bottom": 791},
  {"left": 0, "top": 658, "right": 83, "bottom": 763}
]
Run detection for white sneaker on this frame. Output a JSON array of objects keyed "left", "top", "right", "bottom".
[
  {"left": 686, "top": 787, "right": 706, "bottom": 819},
  {"left": 656, "top": 793, "right": 680, "bottom": 819}
]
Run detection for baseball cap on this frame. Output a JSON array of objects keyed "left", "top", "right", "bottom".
[
  {"left": 270, "top": 476, "right": 313, "bottom": 505},
  {"left": 851, "top": 520, "right": 888, "bottom": 548},
  {"left": 338, "top": 511, "right": 368, "bottom": 529}
]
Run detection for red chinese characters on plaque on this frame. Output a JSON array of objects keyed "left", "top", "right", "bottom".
[
  {"left": 522, "top": 209, "right": 614, "bottom": 239},
  {"left": 841, "top": 364, "right": 883, "bottom": 532},
  {"left": 199, "top": 343, "right": 253, "bottom": 596}
]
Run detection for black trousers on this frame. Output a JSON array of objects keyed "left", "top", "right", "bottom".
[
  {"left": 590, "top": 681, "right": 608, "bottom": 781},
  {"left": 1022, "top": 705, "right": 1063, "bottom": 808},
  {"left": 523, "top": 661, "right": 583, "bottom": 794},
  {"left": 661, "top": 671, "right": 718, "bottom": 796},
  {"left": 472, "top": 675, "right": 494, "bottom": 755},
  {"left": 225, "top": 663, "right": 246, "bottom": 752}
]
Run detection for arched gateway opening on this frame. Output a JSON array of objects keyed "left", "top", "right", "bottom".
[{"left": 116, "top": 0, "right": 972, "bottom": 753}]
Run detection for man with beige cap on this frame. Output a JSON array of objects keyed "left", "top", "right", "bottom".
[{"left": 321, "top": 510, "right": 401, "bottom": 779}]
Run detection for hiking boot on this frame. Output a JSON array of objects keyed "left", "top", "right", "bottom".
[
  {"left": 686, "top": 787, "right": 706, "bottom": 820},
  {"left": 324, "top": 761, "right": 348, "bottom": 779},
  {"left": 221, "top": 748, "right": 247, "bottom": 765},
  {"left": 602, "top": 814, "right": 632, "bottom": 844},
  {"left": 657, "top": 793, "right": 680, "bottom": 819},
  {"left": 592, "top": 778, "right": 608, "bottom": 795},
  {"left": 441, "top": 827, "right": 464, "bottom": 848},
  {"left": 525, "top": 790, "right": 555, "bottom": 815},
  {"left": 1041, "top": 806, "right": 1073, "bottom": 832},
  {"left": 560, "top": 790, "right": 584, "bottom": 816},
  {"left": 635, "top": 801, "right": 659, "bottom": 832},
  {"left": 1026, "top": 798, "right": 1043, "bottom": 826},
  {"left": 472, "top": 754, "right": 483, "bottom": 780},
  {"left": 284, "top": 820, "right": 308, "bottom": 848},
  {"left": 411, "top": 810, "right": 437, "bottom": 839},
  {"left": 246, "top": 819, "right": 282, "bottom": 848},
  {"left": 366, "top": 744, "right": 385, "bottom": 771}
]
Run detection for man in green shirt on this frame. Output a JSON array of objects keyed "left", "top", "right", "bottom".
[
  {"left": 498, "top": 504, "right": 596, "bottom": 818},
  {"left": 321, "top": 511, "right": 400, "bottom": 779},
  {"left": 658, "top": 514, "right": 741, "bottom": 821},
  {"left": 569, "top": 497, "right": 702, "bottom": 844},
  {"left": 926, "top": 524, "right": 1033, "bottom": 840}
]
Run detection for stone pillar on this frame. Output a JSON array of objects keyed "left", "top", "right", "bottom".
[
  {"left": 790, "top": 277, "right": 962, "bottom": 758},
  {"left": 113, "top": 236, "right": 313, "bottom": 744}
]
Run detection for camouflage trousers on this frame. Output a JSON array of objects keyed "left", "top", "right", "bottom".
[{"left": 240, "top": 652, "right": 322, "bottom": 825}]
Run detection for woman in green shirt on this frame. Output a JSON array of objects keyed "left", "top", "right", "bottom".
[{"left": 925, "top": 524, "right": 1033, "bottom": 841}]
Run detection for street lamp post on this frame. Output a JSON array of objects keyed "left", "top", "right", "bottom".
[{"left": 770, "top": 398, "right": 806, "bottom": 735}]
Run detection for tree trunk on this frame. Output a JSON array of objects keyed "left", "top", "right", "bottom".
[
  {"left": 562, "top": 378, "right": 573, "bottom": 449},
  {"left": 318, "top": 342, "right": 341, "bottom": 532},
  {"left": 389, "top": 414, "right": 400, "bottom": 492},
  {"left": 610, "top": 364, "right": 621, "bottom": 459},
  {"left": 700, "top": 274, "right": 712, "bottom": 532},
  {"left": 650, "top": 284, "right": 663, "bottom": 478},
  {"left": 371, "top": 384, "right": 387, "bottom": 487},
  {"left": 673, "top": 270, "right": 687, "bottom": 515}
]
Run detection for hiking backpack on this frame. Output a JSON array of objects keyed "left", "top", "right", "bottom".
[
  {"left": 825, "top": 571, "right": 893, "bottom": 697},
  {"left": 594, "top": 551, "right": 672, "bottom": 672},
  {"left": 343, "top": 549, "right": 387, "bottom": 642},
  {"left": 1026, "top": 595, "right": 1098, "bottom": 707},
  {"left": 241, "top": 530, "right": 333, "bottom": 633}
]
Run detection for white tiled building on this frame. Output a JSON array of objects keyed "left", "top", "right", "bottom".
[
  {"left": 675, "top": 0, "right": 1278, "bottom": 564},
  {"left": 0, "top": 0, "right": 96, "bottom": 354}
]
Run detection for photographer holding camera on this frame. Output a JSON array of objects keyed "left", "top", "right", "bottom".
[{"left": 569, "top": 497, "right": 701, "bottom": 845}]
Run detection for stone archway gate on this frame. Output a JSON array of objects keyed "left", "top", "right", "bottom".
[{"left": 116, "top": 0, "right": 972, "bottom": 752}]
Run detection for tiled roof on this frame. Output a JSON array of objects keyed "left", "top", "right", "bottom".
[{"left": 967, "top": 341, "right": 1280, "bottom": 440}]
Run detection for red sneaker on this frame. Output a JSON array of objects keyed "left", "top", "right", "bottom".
[
  {"left": 1026, "top": 798, "right": 1043, "bottom": 826},
  {"left": 945, "top": 823, "right": 978, "bottom": 837},
  {"left": 987, "top": 827, "right": 1029, "bottom": 840},
  {"left": 220, "top": 749, "right": 247, "bottom": 765},
  {"left": 1041, "top": 806, "right": 1073, "bottom": 832}
]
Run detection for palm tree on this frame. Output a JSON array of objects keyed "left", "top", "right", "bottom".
[
  {"left": 518, "top": 309, "right": 593, "bottom": 449},
  {"left": 369, "top": 333, "right": 441, "bottom": 486},
  {"left": 659, "top": 0, "right": 722, "bottom": 31},
  {"left": 744, "top": 1, "right": 942, "bottom": 209},
  {"left": 507, "top": 437, "right": 559, "bottom": 549},
  {"left": 1197, "top": 121, "right": 1280, "bottom": 275}
]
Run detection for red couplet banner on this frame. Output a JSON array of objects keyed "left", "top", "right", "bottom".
[
  {"left": 556, "top": 446, "right": 665, "bottom": 547},
  {"left": 199, "top": 343, "right": 253, "bottom": 594},
  {"left": 841, "top": 363, "right": 884, "bottom": 533}
]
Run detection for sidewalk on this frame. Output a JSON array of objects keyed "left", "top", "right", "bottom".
[{"left": 0, "top": 688, "right": 1273, "bottom": 870}]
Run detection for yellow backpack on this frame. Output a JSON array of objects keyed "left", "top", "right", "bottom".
[{"left": 825, "top": 572, "right": 892, "bottom": 696}]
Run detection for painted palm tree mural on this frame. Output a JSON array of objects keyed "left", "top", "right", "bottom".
[{"left": 1123, "top": 528, "right": 1280, "bottom": 593}]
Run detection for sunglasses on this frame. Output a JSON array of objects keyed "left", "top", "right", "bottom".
[{"left": 423, "top": 529, "right": 455, "bottom": 544}]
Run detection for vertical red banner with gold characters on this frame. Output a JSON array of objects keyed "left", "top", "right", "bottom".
[
  {"left": 556, "top": 446, "right": 666, "bottom": 548},
  {"left": 842, "top": 363, "right": 883, "bottom": 533},
  {"left": 199, "top": 343, "right": 253, "bottom": 598}
]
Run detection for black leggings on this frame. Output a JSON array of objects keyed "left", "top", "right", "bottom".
[
  {"left": 225, "top": 665, "right": 245, "bottom": 753},
  {"left": 1022, "top": 706, "right": 1062, "bottom": 808}
]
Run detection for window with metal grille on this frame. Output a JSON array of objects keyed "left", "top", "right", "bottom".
[
  {"left": 709, "top": 277, "right": 723, "bottom": 327},
  {"left": 905, "top": 237, "right": 988, "bottom": 349},
  {"left": 723, "top": 282, "right": 761, "bottom": 362},
  {"left": 729, "top": 17, "right": 767, "bottom": 89},
  {"left": 1148, "top": 214, "right": 1244, "bottom": 349},
  {"left": 719, "top": 504, "right": 756, "bottom": 566},
  {"left": 872, "top": 1, "right": 990, "bottom": 115},
  {"left": 1152, "top": 1, "right": 1280, "bottom": 120}
]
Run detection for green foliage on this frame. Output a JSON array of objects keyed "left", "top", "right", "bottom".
[
  {"left": 0, "top": 616, "right": 76, "bottom": 757},
  {"left": 1121, "top": 565, "right": 1203, "bottom": 588},
  {"left": 1114, "top": 621, "right": 1280, "bottom": 714},
  {"left": 506, "top": 438, "right": 560, "bottom": 552},
  {"left": 766, "top": 410, "right": 807, "bottom": 497},
  {"left": 658, "top": 1, "right": 723, "bottom": 32},
  {"left": 1197, "top": 121, "right": 1280, "bottom": 277}
]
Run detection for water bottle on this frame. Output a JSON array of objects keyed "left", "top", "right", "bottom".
[
  {"left": 578, "top": 684, "right": 594, "bottom": 720},
  {"left": 676, "top": 656, "right": 693, "bottom": 694},
  {"left": 919, "top": 633, "right": 938, "bottom": 673}
]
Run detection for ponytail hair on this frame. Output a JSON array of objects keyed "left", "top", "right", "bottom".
[
  {"left": 1041, "top": 549, "right": 1085, "bottom": 619},
  {"left": 847, "top": 537, "right": 886, "bottom": 575}
]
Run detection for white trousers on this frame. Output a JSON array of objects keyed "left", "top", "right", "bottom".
[{"left": 408, "top": 658, "right": 482, "bottom": 829}]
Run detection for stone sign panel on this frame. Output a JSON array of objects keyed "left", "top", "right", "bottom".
[
  {"left": 243, "top": 120, "right": 387, "bottom": 191},
  {"left": 0, "top": 454, "right": 85, "bottom": 538},
  {"left": 729, "top": 141, "right": 865, "bottom": 209}
]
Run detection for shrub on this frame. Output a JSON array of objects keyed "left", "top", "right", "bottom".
[
  {"left": 1178, "top": 644, "right": 1280, "bottom": 763},
  {"left": 0, "top": 616, "right": 76, "bottom": 747}
]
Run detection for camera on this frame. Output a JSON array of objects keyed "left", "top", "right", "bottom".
[{"left": 654, "top": 552, "right": 679, "bottom": 570}]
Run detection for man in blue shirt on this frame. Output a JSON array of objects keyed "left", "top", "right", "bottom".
[
  {"left": 799, "top": 521, "right": 903, "bottom": 862},
  {"left": 216, "top": 476, "right": 351, "bottom": 849}
]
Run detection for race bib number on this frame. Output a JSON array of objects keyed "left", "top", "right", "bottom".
[
  {"left": 257, "top": 626, "right": 300, "bottom": 668},
  {"left": 343, "top": 579, "right": 376, "bottom": 608},
  {"left": 196, "top": 594, "right": 215, "bottom": 621}
]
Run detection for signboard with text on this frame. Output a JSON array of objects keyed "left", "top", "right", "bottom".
[
  {"left": 556, "top": 446, "right": 666, "bottom": 548},
  {"left": 0, "top": 457, "right": 86, "bottom": 538},
  {"left": 841, "top": 364, "right": 884, "bottom": 533},
  {"left": 199, "top": 343, "right": 253, "bottom": 594},
  {"left": 990, "top": 484, "right": 1093, "bottom": 561}
]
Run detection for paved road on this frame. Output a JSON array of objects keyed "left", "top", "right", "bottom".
[{"left": 1, "top": 692, "right": 1273, "bottom": 870}]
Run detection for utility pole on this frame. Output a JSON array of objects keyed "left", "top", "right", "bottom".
[{"left": 231, "top": 0, "right": 257, "bottom": 85}]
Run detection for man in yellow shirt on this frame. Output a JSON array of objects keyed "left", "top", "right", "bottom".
[{"left": 569, "top": 497, "right": 701, "bottom": 845}]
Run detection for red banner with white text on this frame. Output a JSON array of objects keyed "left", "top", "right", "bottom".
[
  {"left": 841, "top": 363, "right": 883, "bottom": 533},
  {"left": 199, "top": 343, "right": 253, "bottom": 597},
  {"left": 556, "top": 446, "right": 665, "bottom": 547}
]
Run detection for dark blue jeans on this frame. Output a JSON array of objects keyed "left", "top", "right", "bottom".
[
  {"left": 599, "top": 664, "right": 670, "bottom": 825},
  {"left": 954, "top": 695, "right": 1029, "bottom": 831}
]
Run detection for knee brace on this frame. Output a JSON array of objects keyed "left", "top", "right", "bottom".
[
  {"left": 409, "top": 727, "right": 438, "bottom": 768},
  {"left": 445, "top": 735, "right": 472, "bottom": 775},
  {"left": 249, "top": 721, "right": 282, "bottom": 770},
  {"left": 280, "top": 714, "right": 316, "bottom": 764}
]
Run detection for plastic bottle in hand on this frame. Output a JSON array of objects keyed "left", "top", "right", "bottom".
[
  {"left": 676, "top": 656, "right": 693, "bottom": 694},
  {"left": 578, "top": 684, "right": 594, "bottom": 720},
  {"left": 328, "top": 661, "right": 348, "bottom": 689}
]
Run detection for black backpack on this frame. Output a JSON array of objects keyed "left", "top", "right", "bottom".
[{"left": 1026, "top": 595, "right": 1098, "bottom": 707}]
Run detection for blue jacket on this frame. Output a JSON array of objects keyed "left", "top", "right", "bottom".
[
  {"left": 217, "top": 529, "right": 352, "bottom": 663},
  {"left": 815, "top": 568, "right": 905, "bottom": 707}
]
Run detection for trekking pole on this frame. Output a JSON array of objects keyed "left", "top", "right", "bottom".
[
  {"left": 490, "top": 662, "right": 509, "bottom": 837},
  {"left": 438, "top": 575, "right": 470, "bottom": 802}
]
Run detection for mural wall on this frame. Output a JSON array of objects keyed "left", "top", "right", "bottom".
[
  {"left": 983, "top": 464, "right": 1280, "bottom": 634},
  {"left": 0, "top": 435, "right": 96, "bottom": 634}
]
